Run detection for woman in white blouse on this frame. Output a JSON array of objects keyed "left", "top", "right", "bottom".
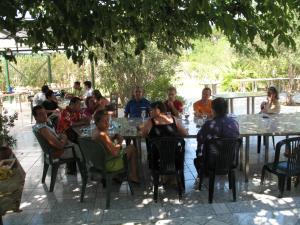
[{"left": 260, "top": 86, "right": 280, "bottom": 114}]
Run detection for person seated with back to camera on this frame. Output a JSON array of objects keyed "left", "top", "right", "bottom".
[
  {"left": 138, "top": 101, "right": 187, "bottom": 173},
  {"left": 260, "top": 86, "right": 280, "bottom": 114},
  {"left": 193, "top": 87, "right": 213, "bottom": 119},
  {"left": 164, "top": 86, "right": 183, "bottom": 118},
  {"left": 194, "top": 97, "right": 240, "bottom": 176},
  {"left": 92, "top": 110, "right": 139, "bottom": 183}
]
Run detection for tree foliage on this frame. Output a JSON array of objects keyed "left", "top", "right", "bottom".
[
  {"left": 181, "top": 33, "right": 235, "bottom": 80},
  {"left": 95, "top": 42, "right": 178, "bottom": 104},
  {"left": 0, "top": 0, "right": 298, "bottom": 64},
  {"left": 4, "top": 54, "right": 87, "bottom": 89}
]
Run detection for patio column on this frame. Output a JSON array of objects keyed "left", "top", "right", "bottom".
[
  {"left": 47, "top": 55, "right": 52, "bottom": 83},
  {"left": 4, "top": 58, "right": 10, "bottom": 92},
  {"left": 91, "top": 60, "right": 95, "bottom": 88}
]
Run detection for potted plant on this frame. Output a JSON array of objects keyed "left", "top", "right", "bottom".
[{"left": 0, "top": 110, "right": 18, "bottom": 160}]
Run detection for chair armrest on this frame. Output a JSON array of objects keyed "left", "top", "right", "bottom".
[
  {"left": 64, "top": 144, "right": 74, "bottom": 150},
  {"left": 64, "top": 144, "right": 78, "bottom": 159}
]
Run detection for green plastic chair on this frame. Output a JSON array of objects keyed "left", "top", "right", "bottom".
[
  {"left": 261, "top": 137, "right": 300, "bottom": 198},
  {"left": 78, "top": 137, "right": 134, "bottom": 209},
  {"left": 33, "top": 130, "right": 80, "bottom": 192}
]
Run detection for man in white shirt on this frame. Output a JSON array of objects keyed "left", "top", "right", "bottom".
[
  {"left": 33, "top": 85, "right": 49, "bottom": 106},
  {"left": 83, "top": 81, "right": 93, "bottom": 98}
]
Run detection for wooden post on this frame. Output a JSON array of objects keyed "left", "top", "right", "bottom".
[
  {"left": 91, "top": 60, "right": 95, "bottom": 88},
  {"left": 47, "top": 55, "right": 52, "bottom": 83},
  {"left": 4, "top": 58, "right": 10, "bottom": 92}
]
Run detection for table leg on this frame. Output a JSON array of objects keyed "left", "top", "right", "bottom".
[
  {"left": 265, "top": 136, "right": 269, "bottom": 163},
  {"left": 0, "top": 97, "right": 3, "bottom": 113},
  {"left": 230, "top": 99, "right": 234, "bottom": 114},
  {"left": 226, "top": 100, "right": 230, "bottom": 114},
  {"left": 247, "top": 97, "right": 250, "bottom": 114},
  {"left": 135, "top": 137, "right": 144, "bottom": 180},
  {"left": 251, "top": 97, "right": 255, "bottom": 114},
  {"left": 0, "top": 215, "right": 3, "bottom": 225},
  {"left": 19, "top": 94, "right": 22, "bottom": 112},
  {"left": 244, "top": 136, "right": 250, "bottom": 182},
  {"left": 239, "top": 137, "right": 244, "bottom": 171}
]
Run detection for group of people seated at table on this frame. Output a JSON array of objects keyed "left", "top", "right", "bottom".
[{"left": 32, "top": 82, "right": 281, "bottom": 184}]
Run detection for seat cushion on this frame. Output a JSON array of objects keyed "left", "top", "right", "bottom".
[
  {"left": 105, "top": 156, "right": 124, "bottom": 172},
  {"left": 267, "top": 161, "right": 300, "bottom": 175}
]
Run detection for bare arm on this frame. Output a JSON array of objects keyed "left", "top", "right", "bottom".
[
  {"left": 72, "top": 117, "right": 90, "bottom": 127},
  {"left": 168, "top": 101, "right": 180, "bottom": 117},
  {"left": 99, "top": 132, "right": 121, "bottom": 156},
  {"left": 262, "top": 101, "right": 280, "bottom": 114},
  {"left": 39, "top": 127, "right": 67, "bottom": 150},
  {"left": 64, "top": 93, "right": 74, "bottom": 99},
  {"left": 175, "top": 119, "right": 188, "bottom": 136},
  {"left": 44, "top": 109, "right": 60, "bottom": 115},
  {"left": 139, "top": 119, "right": 152, "bottom": 137}
]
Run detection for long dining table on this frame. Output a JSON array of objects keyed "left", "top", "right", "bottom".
[{"left": 76, "top": 113, "right": 300, "bottom": 182}]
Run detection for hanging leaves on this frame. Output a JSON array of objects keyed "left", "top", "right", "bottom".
[{"left": 0, "top": 0, "right": 299, "bottom": 64}]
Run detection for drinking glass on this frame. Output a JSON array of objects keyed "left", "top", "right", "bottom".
[
  {"left": 89, "top": 118, "right": 95, "bottom": 134},
  {"left": 196, "top": 118, "right": 203, "bottom": 127},
  {"left": 184, "top": 110, "right": 190, "bottom": 121},
  {"left": 141, "top": 110, "right": 146, "bottom": 121},
  {"left": 202, "top": 114, "right": 207, "bottom": 121},
  {"left": 108, "top": 114, "right": 113, "bottom": 130}
]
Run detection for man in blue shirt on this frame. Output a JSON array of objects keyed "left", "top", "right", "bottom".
[{"left": 124, "top": 87, "right": 150, "bottom": 118}]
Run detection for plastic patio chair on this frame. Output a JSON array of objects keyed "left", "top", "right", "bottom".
[
  {"left": 78, "top": 137, "right": 133, "bottom": 209},
  {"left": 33, "top": 130, "right": 80, "bottom": 192},
  {"left": 261, "top": 136, "right": 300, "bottom": 197},
  {"left": 148, "top": 137, "right": 185, "bottom": 202},
  {"left": 198, "top": 137, "right": 242, "bottom": 203}
]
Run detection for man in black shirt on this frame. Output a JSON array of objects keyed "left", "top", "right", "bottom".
[{"left": 42, "top": 90, "right": 60, "bottom": 117}]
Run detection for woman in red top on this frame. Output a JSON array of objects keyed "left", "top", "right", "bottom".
[{"left": 56, "top": 97, "right": 90, "bottom": 134}]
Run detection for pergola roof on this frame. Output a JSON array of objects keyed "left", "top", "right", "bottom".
[{"left": 0, "top": 30, "right": 64, "bottom": 54}]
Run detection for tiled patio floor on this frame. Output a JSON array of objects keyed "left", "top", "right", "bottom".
[{"left": 3, "top": 98, "right": 300, "bottom": 225}]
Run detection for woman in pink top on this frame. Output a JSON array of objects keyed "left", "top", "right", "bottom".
[{"left": 93, "top": 90, "right": 110, "bottom": 111}]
